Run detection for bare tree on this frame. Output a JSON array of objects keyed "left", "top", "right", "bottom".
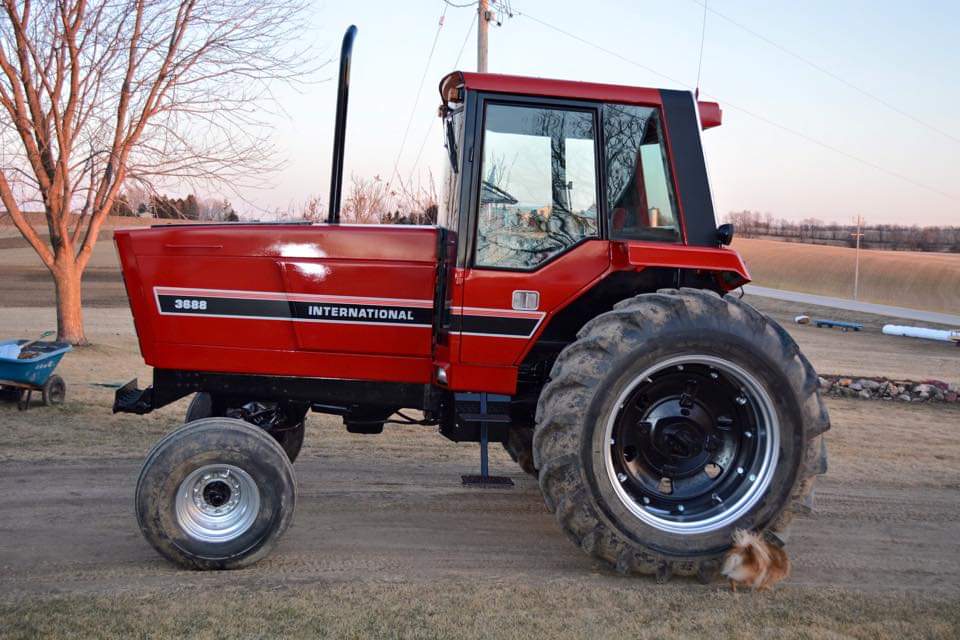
[
  {"left": 393, "top": 171, "right": 437, "bottom": 224},
  {"left": 342, "top": 175, "right": 393, "bottom": 224},
  {"left": 300, "top": 194, "right": 324, "bottom": 222},
  {"left": 0, "top": 0, "right": 316, "bottom": 344}
]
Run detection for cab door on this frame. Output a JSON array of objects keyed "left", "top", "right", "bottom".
[{"left": 457, "top": 98, "right": 608, "bottom": 367}]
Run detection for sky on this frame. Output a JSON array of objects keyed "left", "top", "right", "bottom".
[{"left": 236, "top": 0, "right": 960, "bottom": 226}]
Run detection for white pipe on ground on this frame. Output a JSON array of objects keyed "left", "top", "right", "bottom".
[{"left": 882, "top": 324, "right": 960, "bottom": 343}]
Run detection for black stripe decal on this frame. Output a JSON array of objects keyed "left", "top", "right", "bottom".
[
  {"left": 157, "top": 295, "right": 432, "bottom": 326},
  {"left": 156, "top": 291, "right": 540, "bottom": 336},
  {"left": 450, "top": 314, "right": 539, "bottom": 337}
]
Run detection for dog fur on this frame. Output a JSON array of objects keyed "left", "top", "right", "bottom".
[{"left": 721, "top": 529, "right": 790, "bottom": 591}]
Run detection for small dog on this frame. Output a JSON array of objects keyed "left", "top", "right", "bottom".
[{"left": 721, "top": 529, "right": 790, "bottom": 591}]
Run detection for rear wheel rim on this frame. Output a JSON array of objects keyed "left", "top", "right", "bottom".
[
  {"left": 603, "top": 355, "right": 779, "bottom": 535},
  {"left": 175, "top": 464, "right": 261, "bottom": 543}
]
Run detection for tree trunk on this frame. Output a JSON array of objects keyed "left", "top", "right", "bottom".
[{"left": 52, "top": 259, "right": 88, "bottom": 346}]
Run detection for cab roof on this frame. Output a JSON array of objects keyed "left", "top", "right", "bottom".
[{"left": 439, "top": 71, "right": 721, "bottom": 129}]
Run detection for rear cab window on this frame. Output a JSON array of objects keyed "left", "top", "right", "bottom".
[{"left": 603, "top": 104, "right": 681, "bottom": 243}]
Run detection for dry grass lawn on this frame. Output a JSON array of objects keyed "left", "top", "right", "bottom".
[{"left": 3, "top": 581, "right": 958, "bottom": 640}]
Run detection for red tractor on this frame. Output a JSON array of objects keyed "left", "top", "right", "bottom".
[{"left": 115, "top": 27, "right": 828, "bottom": 579}]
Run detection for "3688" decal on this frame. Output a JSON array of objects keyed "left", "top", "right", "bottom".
[{"left": 173, "top": 298, "right": 208, "bottom": 310}]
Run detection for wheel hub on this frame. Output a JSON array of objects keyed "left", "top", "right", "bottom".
[
  {"left": 644, "top": 399, "right": 715, "bottom": 476},
  {"left": 176, "top": 464, "right": 260, "bottom": 542},
  {"left": 203, "top": 480, "right": 232, "bottom": 509}
]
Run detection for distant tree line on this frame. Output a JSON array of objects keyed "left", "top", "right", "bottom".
[
  {"left": 725, "top": 210, "right": 960, "bottom": 253},
  {"left": 110, "top": 187, "right": 239, "bottom": 222}
]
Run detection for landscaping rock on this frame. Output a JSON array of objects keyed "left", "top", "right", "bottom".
[{"left": 818, "top": 374, "right": 960, "bottom": 404}]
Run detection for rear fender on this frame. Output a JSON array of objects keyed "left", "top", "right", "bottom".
[{"left": 623, "top": 241, "right": 751, "bottom": 290}]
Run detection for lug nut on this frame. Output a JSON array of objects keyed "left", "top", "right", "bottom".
[
  {"left": 617, "top": 472, "right": 627, "bottom": 483},
  {"left": 735, "top": 395, "right": 747, "bottom": 406}
]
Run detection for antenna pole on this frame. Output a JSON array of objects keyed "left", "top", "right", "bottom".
[{"left": 695, "top": 0, "right": 708, "bottom": 93}]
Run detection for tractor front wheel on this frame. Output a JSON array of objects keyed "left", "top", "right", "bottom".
[
  {"left": 533, "top": 288, "right": 829, "bottom": 580},
  {"left": 135, "top": 417, "right": 296, "bottom": 570}
]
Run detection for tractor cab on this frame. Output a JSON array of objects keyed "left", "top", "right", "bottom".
[{"left": 437, "top": 71, "right": 726, "bottom": 269}]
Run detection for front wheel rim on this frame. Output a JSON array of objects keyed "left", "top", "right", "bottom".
[
  {"left": 603, "top": 355, "right": 779, "bottom": 535},
  {"left": 175, "top": 464, "right": 261, "bottom": 543}
]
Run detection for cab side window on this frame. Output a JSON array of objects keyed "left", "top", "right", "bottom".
[
  {"left": 603, "top": 104, "right": 681, "bottom": 242},
  {"left": 474, "top": 103, "right": 598, "bottom": 270}
]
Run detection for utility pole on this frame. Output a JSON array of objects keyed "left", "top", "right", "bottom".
[
  {"left": 477, "top": 0, "right": 490, "bottom": 72},
  {"left": 851, "top": 214, "right": 865, "bottom": 300}
]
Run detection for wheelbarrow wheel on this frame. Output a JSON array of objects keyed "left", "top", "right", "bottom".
[{"left": 42, "top": 375, "right": 66, "bottom": 406}]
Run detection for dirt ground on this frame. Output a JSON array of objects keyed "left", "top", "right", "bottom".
[{"left": 1, "top": 300, "right": 959, "bottom": 636}]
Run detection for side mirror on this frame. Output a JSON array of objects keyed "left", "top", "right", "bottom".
[
  {"left": 717, "top": 223, "right": 735, "bottom": 246},
  {"left": 445, "top": 115, "right": 459, "bottom": 174}
]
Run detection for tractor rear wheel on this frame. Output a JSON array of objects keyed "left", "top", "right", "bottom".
[
  {"left": 135, "top": 417, "right": 296, "bottom": 570},
  {"left": 186, "top": 393, "right": 306, "bottom": 462},
  {"left": 503, "top": 425, "right": 537, "bottom": 476},
  {"left": 533, "top": 288, "right": 829, "bottom": 580}
]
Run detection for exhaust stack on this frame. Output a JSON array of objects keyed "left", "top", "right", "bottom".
[{"left": 328, "top": 25, "right": 358, "bottom": 224}]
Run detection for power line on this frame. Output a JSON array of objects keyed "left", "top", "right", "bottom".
[
  {"left": 410, "top": 11, "right": 478, "bottom": 176},
  {"left": 515, "top": 9, "right": 957, "bottom": 202},
  {"left": 390, "top": 3, "right": 448, "bottom": 187},
  {"left": 687, "top": 0, "right": 960, "bottom": 145},
  {"left": 713, "top": 100, "right": 958, "bottom": 201}
]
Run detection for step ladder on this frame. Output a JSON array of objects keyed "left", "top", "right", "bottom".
[{"left": 460, "top": 392, "right": 514, "bottom": 488}]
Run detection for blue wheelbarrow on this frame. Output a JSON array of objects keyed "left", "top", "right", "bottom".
[{"left": 0, "top": 331, "right": 72, "bottom": 410}]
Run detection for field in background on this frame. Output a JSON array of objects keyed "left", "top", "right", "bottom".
[{"left": 734, "top": 238, "right": 960, "bottom": 315}]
